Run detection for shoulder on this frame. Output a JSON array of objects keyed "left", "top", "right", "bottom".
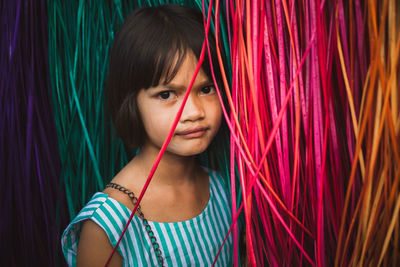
[
  {"left": 63, "top": 192, "right": 133, "bottom": 241},
  {"left": 65, "top": 193, "right": 110, "bottom": 227},
  {"left": 103, "top": 160, "right": 146, "bottom": 212},
  {"left": 103, "top": 185, "right": 137, "bottom": 213}
]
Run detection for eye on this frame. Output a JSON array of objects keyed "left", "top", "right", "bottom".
[
  {"left": 200, "top": 85, "right": 216, "bottom": 95},
  {"left": 157, "top": 91, "right": 175, "bottom": 100}
]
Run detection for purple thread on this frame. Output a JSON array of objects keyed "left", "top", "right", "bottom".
[{"left": 0, "top": 0, "right": 68, "bottom": 266}]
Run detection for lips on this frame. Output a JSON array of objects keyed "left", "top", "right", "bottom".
[{"left": 175, "top": 127, "right": 208, "bottom": 138}]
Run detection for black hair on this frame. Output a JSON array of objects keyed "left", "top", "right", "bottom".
[{"left": 105, "top": 4, "right": 224, "bottom": 149}]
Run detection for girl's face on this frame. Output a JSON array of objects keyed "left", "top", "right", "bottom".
[{"left": 137, "top": 53, "right": 222, "bottom": 157}]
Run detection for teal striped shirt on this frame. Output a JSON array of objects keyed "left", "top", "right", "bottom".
[{"left": 61, "top": 170, "right": 233, "bottom": 266}]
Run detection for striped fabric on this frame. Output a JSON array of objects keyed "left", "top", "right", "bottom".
[{"left": 61, "top": 170, "right": 233, "bottom": 266}]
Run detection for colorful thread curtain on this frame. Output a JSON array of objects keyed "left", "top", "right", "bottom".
[{"left": 1, "top": 0, "right": 399, "bottom": 266}]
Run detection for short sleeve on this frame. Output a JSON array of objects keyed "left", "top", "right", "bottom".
[{"left": 61, "top": 193, "right": 126, "bottom": 267}]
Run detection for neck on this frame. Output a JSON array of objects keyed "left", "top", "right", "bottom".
[{"left": 130, "top": 143, "right": 199, "bottom": 187}]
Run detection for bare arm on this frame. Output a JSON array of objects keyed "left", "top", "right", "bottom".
[{"left": 76, "top": 220, "right": 123, "bottom": 267}]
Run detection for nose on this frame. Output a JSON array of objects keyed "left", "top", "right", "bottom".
[{"left": 180, "top": 94, "right": 205, "bottom": 122}]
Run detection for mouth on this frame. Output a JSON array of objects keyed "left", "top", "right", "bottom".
[{"left": 175, "top": 127, "right": 208, "bottom": 138}]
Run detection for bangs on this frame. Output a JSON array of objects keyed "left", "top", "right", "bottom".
[
  {"left": 107, "top": 4, "right": 218, "bottom": 94},
  {"left": 132, "top": 7, "right": 208, "bottom": 89},
  {"left": 150, "top": 34, "right": 189, "bottom": 87}
]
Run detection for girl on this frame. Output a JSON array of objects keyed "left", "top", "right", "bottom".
[{"left": 61, "top": 4, "right": 234, "bottom": 267}]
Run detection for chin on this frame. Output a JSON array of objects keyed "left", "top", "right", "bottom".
[{"left": 168, "top": 143, "right": 209, "bottom": 157}]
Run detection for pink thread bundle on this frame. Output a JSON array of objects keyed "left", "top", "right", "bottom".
[{"left": 207, "top": 0, "right": 399, "bottom": 266}]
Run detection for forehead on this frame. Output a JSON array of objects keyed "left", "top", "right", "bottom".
[{"left": 165, "top": 53, "right": 209, "bottom": 86}]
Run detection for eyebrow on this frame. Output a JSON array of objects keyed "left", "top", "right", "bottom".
[{"left": 164, "top": 79, "right": 214, "bottom": 90}]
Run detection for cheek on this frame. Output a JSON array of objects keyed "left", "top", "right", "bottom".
[
  {"left": 207, "top": 99, "right": 223, "bottom": 132},
  {"left": 142, "top": 109, "right": 175, "bottom": 137},
  {"left": 138, "top": 105, "right": 158, "bottom": 138},
  {"left": 213, "top": 100, "right": 223, "bottom": 122}
]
